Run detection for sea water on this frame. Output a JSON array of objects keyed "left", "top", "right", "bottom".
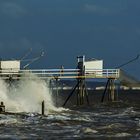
[{"left": 0, "top": 76, "right": 140, "bottom": 139}]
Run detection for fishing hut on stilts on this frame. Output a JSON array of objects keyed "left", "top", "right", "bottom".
[{"left": 63, "top": 55, "right": 120, "bottom": 106}]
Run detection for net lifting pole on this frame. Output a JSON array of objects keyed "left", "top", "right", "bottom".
[{"left": 23, "top": 51, "right": 44, "bottom": 69}]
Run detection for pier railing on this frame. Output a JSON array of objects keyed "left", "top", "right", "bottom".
[
  {"left": 0, "top": 69, "right": 120, "bottom": 80},
  {"left": 85, "top": 69, "right": 120, "bottom": 78}
]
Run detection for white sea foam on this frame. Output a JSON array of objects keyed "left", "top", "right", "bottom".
[
  {"left": 0, "top": 114, "right": 18, "bottom": 125},
  {"left": 114, "top": 133, "right": 131, "bottom": 137},
  {"left": 82, "top": 127, "right": 98, "bottom": 134}
]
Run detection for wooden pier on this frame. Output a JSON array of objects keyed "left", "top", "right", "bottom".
[{"left": 0, "top": 55, "right": 122, "bottom": 107}]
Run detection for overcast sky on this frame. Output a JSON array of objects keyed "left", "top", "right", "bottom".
[{"left": 0, "top": 0, "right": 140, "bottom": 78}]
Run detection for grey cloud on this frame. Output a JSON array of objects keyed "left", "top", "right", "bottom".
[
  {"left": 135, "top": 28, "right": 140, "bottom": 35},
  {"left": 84, "top": 4, "right": 110, "bottom": 14},
  {"left": 0, "top": 2, "right": 27, "bottom": 18},
  {"left": 84, "top": 3, "right": 126, "bottom": 15}
]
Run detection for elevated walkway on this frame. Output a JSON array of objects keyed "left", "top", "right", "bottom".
[
  {"left": 0, "top": 69, "right": 120, "bottom": 80},
  {"left": 0, "top": 68, "right": 139, "bottom": 87}
]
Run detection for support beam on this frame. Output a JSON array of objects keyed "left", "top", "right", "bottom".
[{"left": 63, "top": 81, "right": 80, "bottom": 107}]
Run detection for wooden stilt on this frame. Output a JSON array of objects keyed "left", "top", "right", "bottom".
[
  {"left": 101, "top": 78, "right": 116, "bottom": 102},
  {"left": 55, "top": 77, "right": 59, "bottom": 106},
  {"left": 84, "top": 82, "right": 89, "bottom": 105},
  {"left": 41, "top": 100, "right": 45, "bottom": 115},
  {"left": 108, "top": 79, "right": 115, "bottom": 102},
  {"left": 101, "top": 79, "right": 110, "bottom": 102}
]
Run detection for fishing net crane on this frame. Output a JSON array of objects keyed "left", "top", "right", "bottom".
[
  {"left": 22, "top": 51, "right": 44, "bottom": 69},
  {"left": 20, "top": 48, "right": 45, "bottom": 69}
]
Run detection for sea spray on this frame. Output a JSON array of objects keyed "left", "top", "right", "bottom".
[
  {"left": 0, "top": 79, "right": 9, "bottom": 103},
  {"left": 0, "top": 73, "right": 58, "bottom": 114}
]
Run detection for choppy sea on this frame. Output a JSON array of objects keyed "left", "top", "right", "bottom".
[{"left": 0, "top": 91, "right": 140, "bottom": 140}]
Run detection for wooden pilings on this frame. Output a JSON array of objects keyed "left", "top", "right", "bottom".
[
  {"left": 63, "top": 56, "right": 89, "bottom": 107},
  {"left": 108, "top": 78, "right": 115, "bottom": 101},
  {"left": 76, "top": 78, "right": 89, "bottom": 105},
  {"left": 101, "top": 78, "right": 117, "bottom": 102},
  {"left": 76, "top": 56, "right": 89, "bottom": 105}
]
